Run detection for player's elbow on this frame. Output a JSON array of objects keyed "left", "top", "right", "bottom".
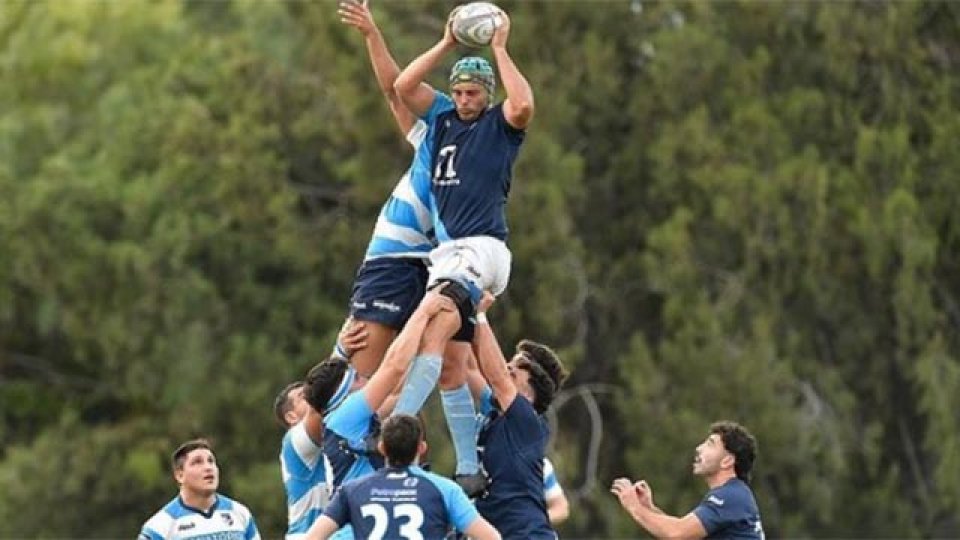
[
  {"left": 393, "top": 77, "right": 415, "bottom": 98},
  {"left": 506, "top": 100, "right": 534, "bottom": 129}
]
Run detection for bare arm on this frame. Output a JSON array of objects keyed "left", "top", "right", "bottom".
[
  {"left": 490, "top": 11, "right": 534, "bottom": 129},
  {"left": 611, "top": 478, "right": 707, "bottom": 539},
  {"left": 339, "top": 0, "right": 416, "bottom": 135},
  {"left": 463, "top": 516, "right": 502, "bottom": 540},
  {"left": 303, "top": 406, "right": 324, "bottom": 445},
  {"left": 394, "top": 12, "right": 458, "bottom": 117},
  {"left": 303, "top": 515, "right": 339, "bottom": 540},
  {"left": 546, "top": 490, "right": 570, "bottom": 524},
  {"left": 471, "top": 293, "right": 519, "bottom": 411},
  {"left": 363, "top": 290, "right": 456, "bottom": 411},
  {"left": 462, "top": 347, "right": 489, "bottom": 401}
]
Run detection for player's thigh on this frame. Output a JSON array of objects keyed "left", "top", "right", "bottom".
[
  {"left": 348, "top": 257, "right": 428, "bottom": 373},
  {"left": 349, "top": 257, "right": 428, "bottom": 325},
  {"left": 349, "top": 322, "right": 397, "bottom": 378}
]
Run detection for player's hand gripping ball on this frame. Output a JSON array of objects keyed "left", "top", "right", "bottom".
[{"left": 451, "top": 2, "right": 503, "bottom": 48}]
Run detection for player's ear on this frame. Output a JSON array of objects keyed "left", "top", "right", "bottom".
[
  {"left": 418, "top": 440, "right": 429, "bottom": 462},
  {"left": 721, "top": 453, "right": 735, "bottom": 471},
  {"left": 377, "top": 440, "right": 387, "bottom": 458},
  {"left": 173, "top": 468, "right": 184, "bottom": 485}
]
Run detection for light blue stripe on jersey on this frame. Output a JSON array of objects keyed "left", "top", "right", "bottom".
[
  {"left": 410, "top": 465, "right": 481, "bottom": 533},
  {"left": 325, "top": 391, "right": 378, "bottom": 488},
  {"left": 432, "top": 209, "right": 454, "bottom": 243},
  {"left": 364, "top": 121, "right": 435, "bottom": 261},
  {"left": 287, "top": 507, "right": 323, "bottom": 536},
  {"left": 330, "top": 523, "right": 354, "bottom": 539},
  {"left": 140, "top": 527, "right": 163, "bottom": 540}
]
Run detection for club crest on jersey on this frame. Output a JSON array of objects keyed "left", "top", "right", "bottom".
[
  {"left": 220, "top": 512, "right": 234, "bottom": 526},
  {"left": 403, "top": 477, "right": 419, "bottom": 487}
]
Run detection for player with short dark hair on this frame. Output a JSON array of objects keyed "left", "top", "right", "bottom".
[
  {"left": 139, "top": 439, "right": 260, "bottom": 540},
  {"left": 391, "top": 5, "right": 535, "bottom": 496},
  {"left": 466, "top": 293, "right": 562, "bottom": 539},
  {"left": 274, "top": 322, "right": 368, "bottom": 539},
  {"left": 304, "top": 289, "right": 456, "bottom": 539},
  {"left": 611, "top": 421, "right": 765, "bottom": 539},
  {"left": 304, "top": 415, "right": 501, "bottom": 540}
]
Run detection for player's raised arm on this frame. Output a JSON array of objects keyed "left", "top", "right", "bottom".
[
  {"left": 339, "top": 0, "right": 418, "bottom": 135},
  {"left": 471, "top": 292, "right": 519, "bottom": 410},
  {"left": 393, "top": 8, "right": 459, "bottom": 117},
  {"left": 362, "top": 288, "right": 457, "bottom": 412},
  {"left": 490, "top": 10, "right": 534, "bottom": 129}
]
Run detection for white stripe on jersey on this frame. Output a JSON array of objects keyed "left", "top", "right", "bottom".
[
  {"left": 371, "top": 214, "right": 432, "bottom": 249},
  {"left": 406, "top": 119, "right": 428, "bottom": 147},
  {"left": 543, "top": 457, "right": 563, "bottom": 500},
  {"left": 288, "top": 483, "right": 331, "bottom": 526},
  {"left": 364, "top": 121, "right": 434, "bottom": 261},
  {"left": 281, "top": 423, "right": 330, "bottom": 537},
  {"left": 390, "top": 171, "right": 433, "bottom": 234},
  {"left": 288, "top": 422, "right": 322, "bottom": 470}
]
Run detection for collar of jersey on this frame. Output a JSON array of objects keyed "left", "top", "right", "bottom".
[{"left": 177, "top": 494, "right": 221, "bottom": 519}]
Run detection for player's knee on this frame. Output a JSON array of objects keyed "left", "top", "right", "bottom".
[
  {"left": 439, "top": 350, "right": 468, "bottom": 389},
  {"left": 430, "top": 278, "right": 475, "bottom": 315},
  {"left": 428, "top": 278, "right": 475, "bottom": 339}
]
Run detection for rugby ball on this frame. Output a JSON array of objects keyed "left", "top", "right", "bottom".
[{"left": 451, "top": 2, "right": 502, "bottom": 48}]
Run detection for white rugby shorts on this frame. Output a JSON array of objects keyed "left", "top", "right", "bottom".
[{"left": 427, "top": 236, "right": 512, "bottom": 297}]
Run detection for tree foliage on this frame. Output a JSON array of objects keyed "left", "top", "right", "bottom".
[{"left": 2, "top": 0, "right": 959, "bottom": 537}]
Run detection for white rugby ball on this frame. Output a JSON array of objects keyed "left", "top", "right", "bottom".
[{"left": 451, "top": 2, "right": 502, "bottom": 48}]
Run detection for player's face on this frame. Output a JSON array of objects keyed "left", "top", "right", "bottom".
[
  {"left": 451, "top": 82, "right": 488, "bottom": 121},
  {"left": 176, "top": 448, "right": 219, "bottom": 496},
  {"left": 692, "top": 433, "right": 730, "bottom": 477},
  {"left": 287, "top": 386, "right": 309, "bottom": 425},
  {"left": 507, "top": 357, "right": 533, "bottom": 399}
]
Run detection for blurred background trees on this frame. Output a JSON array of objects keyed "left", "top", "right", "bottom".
[{"left": 1, "top": 0, "right": 959, "bottom": 537}]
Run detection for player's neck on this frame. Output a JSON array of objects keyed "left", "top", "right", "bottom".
[
  {"left": 180, "top": 489, "right": 217, "bottom": 513},
  {"left": 705, "top": 469, "right": 736, "bottom": 490}
]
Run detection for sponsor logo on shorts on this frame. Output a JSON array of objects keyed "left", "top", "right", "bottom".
[
  {"left": 178, "top": 522, "right": 196, "bottom": 531},
  {"left": 372, "top": 300, "right": 401, "bottom": 313},
  {"left": 352, "top": 301, "right": 367, "bottom": 310}
]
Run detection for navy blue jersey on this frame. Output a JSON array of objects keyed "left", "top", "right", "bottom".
[
  {"left": 693, "top": 478, "right": 765, "bottom": 539},
  {"left": 476, "top": 396, "right": 554, "bottom": 539},
  {"left": 323, "top": 465, "right": 480, "bottom": 540},
  {"left": 422, "top": 94, "right": 525, "bottom": 242}
]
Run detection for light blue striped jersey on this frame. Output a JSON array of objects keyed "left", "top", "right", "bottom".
[
  {"left": 138, "top": 494, "right": 260, "bottom": 540},
  {"left": 280, "top": 421, "right": 331, "bottom": 539},
  {"left": 363, "top": 119, "right": 435, "bottom": 261}
]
